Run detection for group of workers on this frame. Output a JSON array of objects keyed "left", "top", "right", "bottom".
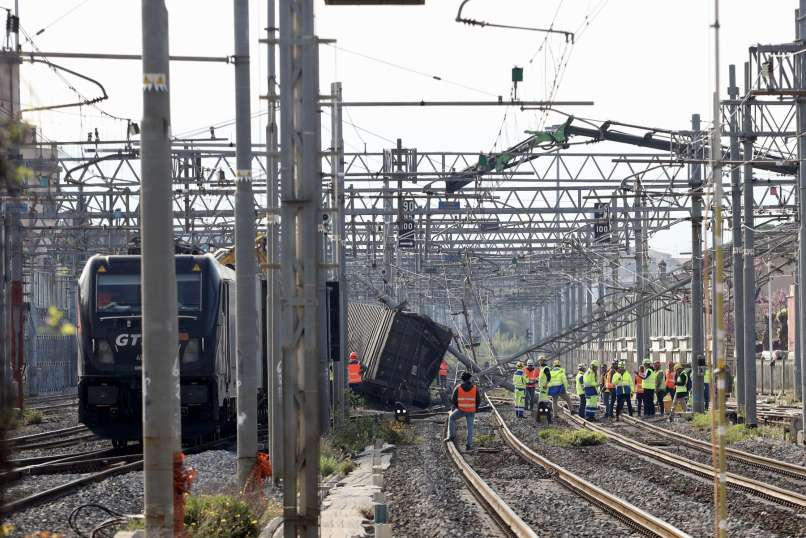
[
  {"left": 574, "top": 358, "right": 696, "bottom": 421},
  {"left": 510, "top": 356, "right": 700, "bottom": 423}
]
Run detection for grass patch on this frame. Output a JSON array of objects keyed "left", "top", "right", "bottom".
[
  {"left": 184, "top": 495, "right": 259, "bottom": 538},
  {"left": 691, "top": 412, "right": 713, "bottom": 430},
  {"left": 690, "top": 413, "right": 786, "bottom": 444},
  {"left": 538, "top": 428, "right": 607, "bottom": 447},
  {"left": 475, "top": 434, "right": 496, "bottom": 446},
  {"left": 128, "top": 495, "right": 261, "bottom": 537},
  {"left": 23, "top": 409, "right": 43, "bottom": 425},
  {"left": 378, "top": 419, "right": 418, "bottom": 445},
  {"left": 337, "top": 459, "right": 356, "bottom": 475},
  {"left": 329, "top": 417, "right": 418, "bottom": 454},
  {"left": 320, "top": 454, "right": 339, "bottom": 477}
]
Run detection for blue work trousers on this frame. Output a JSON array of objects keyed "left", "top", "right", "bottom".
[
  {"left": 577, "top": 394, "right": 586, "bottom": 417},
  {"left": 603, "top": 391, "right": 615, "bottom": 417},
  {"left": 525, "top": 386, "right": 537, "bottom": 410},
  {"left": 448, "top": 409, "right": 475, "bottom": 449}
]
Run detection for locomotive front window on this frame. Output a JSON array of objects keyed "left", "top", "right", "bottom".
[
  {"left": 96, "top": 274, "right": 141, "bottom": 313},
  {"left": 96, "top": 272, "right": 202, "bottom": 313}
]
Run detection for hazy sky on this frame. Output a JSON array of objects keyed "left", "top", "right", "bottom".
[{"left": 8, "top": 0, "right": 800, "bottom": 255}]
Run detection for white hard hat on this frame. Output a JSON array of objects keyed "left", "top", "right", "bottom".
[{"left": 526, "top": 359, "right": 535, "bottom": 366}]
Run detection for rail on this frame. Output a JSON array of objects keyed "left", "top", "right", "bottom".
[
  {"left": 6, "top": 425, "right": 88, "bottom": 446},
  {"left": 621, "top": 414, "right": 806, "bottom": 481},
  {"left": 564, "top": 412, "right": 806, "bottom": 510},
  {"left": 443, "top": 418, "right": 537, "bottom": 538},
  {"left": 486, "top": 396, "right": 691, "bottom": 538}
]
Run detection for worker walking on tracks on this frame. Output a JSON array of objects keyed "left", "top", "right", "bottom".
[
  {"left": 575, "top": 363, "right": 586, "bottom": 418},
  {"left": 446, "top": 371, "right": 481, "bottom": 451},
  {"left": 654, "top": 360, "right": 666, "bottom": 416},
  {"left": 547, "top": 359, "right": 572, "bottom": 417},
  {"left": 512, "top": 362, "right": 528, "bottom": 418},
  {"left": 613, "top": 361, "right": 634, "bottom": 420},
  {"left": 583, "top": 360, "right": 600, "bottom": 421},
  {"left": 640, "top": 358, "right": 656, "bottom": 416},
  {"left": 438, "top": 358, "right": 449, "bottom": 388},
  {"left": 602, "top": 361, "right": 617, "bottom": 419},
  {"left": 524, "top": 359, "right": 540, "bottom": 411},
  {"left": 668, "top": 363, "right": 689, "bottom": 421},
  {"left": 347, "top": 352, "right": 364, "bottom": 389}
]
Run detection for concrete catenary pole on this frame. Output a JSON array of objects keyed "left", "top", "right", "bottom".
[
  {"left": 727, "top": 65, "right": 746, "bottom": 416},
  {"left": 797, "top": 0, "right": 806, "bottom": 435},
  {"left": 140, "top": 1, "right": 180, "bottom": 533},
  {"left": 690, "top": 114, "right": 705, "bottom": 412},
  {"left": 266, "top": 0, "right": 283, "bottom": 485},
  {"left": 279, "top": 0, "right": 322, "bottom": 534},
  {"left": 234, "top": 0, "right": 259, "bottom": 490},
  {"left": 332, "top": 81, "right": 347, "bottom": 426},
  {"left": 743, "top": 62, "right": 758, "bottom": 427}
]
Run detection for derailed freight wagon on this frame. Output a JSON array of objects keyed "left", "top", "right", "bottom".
[{"left": 347, "top": 303, "right": 452, "bottom": 407}]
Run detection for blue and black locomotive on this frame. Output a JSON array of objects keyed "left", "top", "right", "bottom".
[{"left": 76, "top": 254, "right": 258, "bottom": 445}]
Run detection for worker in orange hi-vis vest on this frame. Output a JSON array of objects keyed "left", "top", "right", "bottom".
[
  {"left": 445, "top": 371, "right": 481, "bottom": 451},
  {"left": 347, "top": 352, "right": 364, "bottom": 388},
  {"left": 438, "top": 358, "right": 449, "bottom": 388}
]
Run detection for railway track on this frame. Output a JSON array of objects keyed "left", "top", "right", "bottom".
[
  {"left": 27, "top": 401, "right": 78, "bottom": 413},
  {"left": 487, "top": 397, "right": 691, "bottom": 538},
  {"left": 6, "top": 425, "right": 91, "bottom": 448},
  {"left": 564, "top": 412, "right": 806, "bottom": 511},
  {"left": 442, "top": 417, "right": 537, "bottom": 537},
  {"left": 620, "top": 414, "right": 806, "bottom": 481},
  {"left": 1, "top": 435, "right": 236, "bottom": 515}
]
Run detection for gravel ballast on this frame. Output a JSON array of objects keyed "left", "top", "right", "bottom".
[
  {"left": 1, "top": 449, "right": 250, "bottom": 537},
  {"left": 464, "top": 413, "right": 642, "bottom": 537},
  {"left": 502, "top": 410, "right": 806, "bottom": 538},
  {"left": 662, "top": 417, "right": 806, "bottom": 467},
  {"left": 382, "top": 417, "right": 506, "bottom": 538}
]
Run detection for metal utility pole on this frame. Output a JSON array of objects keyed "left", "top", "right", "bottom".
[
  {"left": 710, "top": 2, "right": 728, "bottom": 534},
  {"left": 266, "top": 0, "right": 283, "bottom": 485},
  {"left": 331, "top": 81, "right": 347, "bottom": 426},
  {"left": 233, "top": 0, "right": 259, "bottom": 491},
  {"left": 727, "top": 65, "right": 745, "bottom": 415},
  {"left": 690, "top": 114, "right": 705, "bottom": 413},
  {"left": 140, "top": 1, "right": 180, "bottom": 534},
  {"left": 797, "top": 0, "right": 806, "bottom": 436},
  {"left": 743, "top": 62, "right": 758, "bottom": 427},
  {"left": 279, "top": 0, "right": 322, "bottom": 534}
]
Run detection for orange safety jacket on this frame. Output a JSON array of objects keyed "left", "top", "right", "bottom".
[
  {"left": 525, "top": 367, "right": 540, "bottom": 387},
  {"left": 439, "top": 360, "right": 449, "bottom": 377},
  {"left": 635, "top": 373, "right": 644, "bottom": 394},
  {"left": 604, "top": 369, "right": 615, "bottom": 391},
  {"left": 457, "top": 385, "right": 478, "bottom": 413},
  {"left": 666, "top": 369, "right": 676, "bottom": 389},
  {"left": 348, "top": 359, "right": 362, "bottom": 385}
]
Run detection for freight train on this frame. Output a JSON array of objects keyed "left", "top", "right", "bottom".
[
  {"left": 347, "top": 303, "right": 452, "bottom": 407},
  {"left": 76, "top": 254, "right": 264, "bottom": 445}
]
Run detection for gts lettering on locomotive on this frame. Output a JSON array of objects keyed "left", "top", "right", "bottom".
[{"left": 115, "top": 333, "right": 142, "bottom": 346}]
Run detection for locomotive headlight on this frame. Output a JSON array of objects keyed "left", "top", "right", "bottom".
[
  {"left": 96, "top": 340, "right": 114, "bottom": 364},
  {"left": 182, "top": 338, "right": 201, "bottom": 364}
]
